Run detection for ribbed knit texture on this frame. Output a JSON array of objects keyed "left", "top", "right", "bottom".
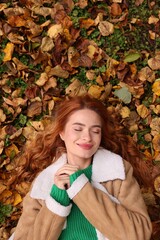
[
  {"left": 58, "top": 165, "right": 97, "bottom": 240},
  {"left": 50, "top": 184, "right": 70, "bottom": 206}
]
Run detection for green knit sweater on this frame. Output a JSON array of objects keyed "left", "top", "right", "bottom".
[{"left": 50, "top": 165, "right": 97, "bottom": 239}]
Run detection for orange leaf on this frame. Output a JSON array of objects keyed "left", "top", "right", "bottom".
[{"left": 79, "top": 18, "right": 95, "bottom": 29}]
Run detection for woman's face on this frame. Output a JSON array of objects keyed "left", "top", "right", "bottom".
[{"left": 60, "top": 109, "right": 102, "bottom": 166}]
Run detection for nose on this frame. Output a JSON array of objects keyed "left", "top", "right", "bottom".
[{"left": 82, "top": 130, "right": 91, "bottom": 141}]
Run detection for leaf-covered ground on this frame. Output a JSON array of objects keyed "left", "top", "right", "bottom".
[{"left": 0, "top": 0, "right": 160, "bottom": 239}]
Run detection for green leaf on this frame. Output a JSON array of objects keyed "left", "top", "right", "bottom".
[
  {"left": 0, "top": 203, "right": 13, "bottom": 224},
  {"left": 114, "top": 87, "right": 132, "bottom": 104},
  {"left": 124, "top": 52, "right": 141, "bottom": 62}
]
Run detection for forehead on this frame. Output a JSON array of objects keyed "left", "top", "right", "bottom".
[{"left": 67, "top": 109, "right": 102, "bottom": 124}]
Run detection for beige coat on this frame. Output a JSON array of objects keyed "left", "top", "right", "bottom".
[{"left": 10, "top": 148, "right": 152, "bottom": 240}]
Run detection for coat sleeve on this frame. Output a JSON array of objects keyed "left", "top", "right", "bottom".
[
  {"left": 67, "top": 160, "right": 152, "bottom": 240},
  {"left": 11, "top": 191, "right": 70, "bottom": 240}
]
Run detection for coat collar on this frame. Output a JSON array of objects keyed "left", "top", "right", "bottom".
[{"left": 30, "top": 148, "right": 125, "bottom": 199}]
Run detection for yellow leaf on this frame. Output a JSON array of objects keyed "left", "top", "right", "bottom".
[
  {"left": 88, "top": 85, "right": 105, "bottom": 99},
  {"left": 0, "top": 190, "right": 12, "bottom": 202},
  {"left": 120, "top": 106, "right": 130, "bottom": 118},
  {"left": 87, "top": 45, "right": 97, "bottom": 60},
  {"left": 152, "top": 79, "right": 160, "bottom": 96},
  {"left": 13, "top": 192, "right": 22, "bottom": 206},
  {"left": 3, "top": 42, "right": 14, "bottom": 62}
]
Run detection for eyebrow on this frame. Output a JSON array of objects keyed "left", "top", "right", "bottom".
[{"left": 72, "top": 123, "right": 102, "bottom": 128}]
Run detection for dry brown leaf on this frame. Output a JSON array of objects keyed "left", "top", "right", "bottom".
[
  {"left": 77, "top": 0, "right": 88, "bottom": 9},
  {"left": 68, "top": 47, "right": 80, "bottom": 67},
  {"left": 148, "top": 15, "right": 159, "bottom": 24},
  {"left": 31, "top": 6, "right": 52, "bottom": 17},
  {"left": 87, "top": 45, "right": 97, "bottom": 60},
  {"left": 138, "top": 66, "right": 155, "bottom": 83},
  {"left": 112, "top": 0, "right": 122, "bottom": 2},
  {"left": 86, "top": 70, "right": 96, "bottom": 80},
  {"left": 43, "top": 77, "right": 57, "bottom": 91},
  {"left": 22, "top": 126, "right": 36, "bottom": 140},
  {"left": 48, "top": 100, "right": 55, "bottom": 115},
  {"left": 7, "top": 15, "right": 27, "bottom": 27},
  {"left": 7, "top": 32, "right": 24, "bottom": 44},
  {"left": 0, "top": 183, "right": 6, "bottom": 195},
  {"left": 48, "top": 24, "right": 63, "bottom": 39},
  {"left": 152, "top": 134, "right": 160, "bottom": 152},
  {"left": 41, "top": 36, "right": 54, "bottom": 52},
  {"left": 30, "top": 121, "right": 44, "bottom": 131},
  {"left": 0, "top": 3, "right": 7, "bottom": 11},
  {"left": 12, "top": 57, "right": 28, "bottom": 71},
  {"left": 0, "top": 126, "right": 7, "bottom": 139},
  {"left": 148, "top": 55, "right": 160, "bottom": 70},
  {"left": 0, "top": 109, "right": 6, "bottom": 123},
  {"left": 150, "top": 118, "right": 160, "bottom": 136},
  {"left": 136, "top": 104, "right": 150, "bottom": 119},
  {"left": 5, "top": 144, "right": 20, "bottom": 158},
  {"left": 27, "top": 101, "right": 42, "bottom": 117},
  {"left": 94, "top": 13, "right": 104, "bottom": 25},
  {"left": 98, "top": 21, "right": 114, "bottom": 36},
  {"left": 65, "top": 79, "right": 87, "bottom": 96},
  {"left": 13, "top": 98, "right": 27, "bottom": 107},
  {"left": 110, "top": 3, "right": 122, "bottom": 16},
  {"left": 96, "top": 75, "right": 104, "bottom": 86},
  {"left": 135, "top": 0, "right": 144, "bottom": 6},
  {"left": 106, "top": 58, "right": 119, "bottom": 79},
  {"left": 154, "top": 176, "right": 160, "bottom": 193},
  {"left": 49, "top": 65, "right": 69, "bottom": 78},
  {"left": 9, "top": 128, "right": 23, "bottom": 140},
  {"left": 36, "top": 72, "right": 48, "bottom": 87},
  {"left": 150, "top": 104, "right": 160, "bottom": 115},
  {"left": 0, "top": 140, "right": 4, "bottom": 154}
]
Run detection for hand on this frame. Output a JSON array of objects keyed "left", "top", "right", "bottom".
[{"left": 54, "top": 164, "right": 79, "bottom": 190}]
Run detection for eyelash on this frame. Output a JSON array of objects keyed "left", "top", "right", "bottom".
[{"left": 74, "top": 129, "right": 100, "bottom": 134}]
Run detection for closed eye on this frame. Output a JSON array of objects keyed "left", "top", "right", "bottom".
[{"left": 74, "top": 128, "right": 82, "bottom": 131}]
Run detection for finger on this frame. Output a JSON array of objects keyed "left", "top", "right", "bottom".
[
  {"left": 54, "top": 175, "right": 70, "bottom": 189},
  {"left": 56, "top": 164, "right": 79, "bottom": 176}
]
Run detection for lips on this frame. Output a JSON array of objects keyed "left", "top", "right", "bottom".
[{"left": 77, "top": 143, "right": 93, "bottom": 150}]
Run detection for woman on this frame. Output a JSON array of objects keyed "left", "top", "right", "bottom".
[{"left": 9, "top": 94, "right": 152, "bottom": 240}]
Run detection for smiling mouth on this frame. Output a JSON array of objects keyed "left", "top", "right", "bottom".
[{"left": 77, "top": 144, "right": 93, "bottom": 150}]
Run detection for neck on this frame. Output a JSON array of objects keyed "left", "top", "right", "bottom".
[{"left": 67, "top": 156, "right": 92, "bottom": 169}]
